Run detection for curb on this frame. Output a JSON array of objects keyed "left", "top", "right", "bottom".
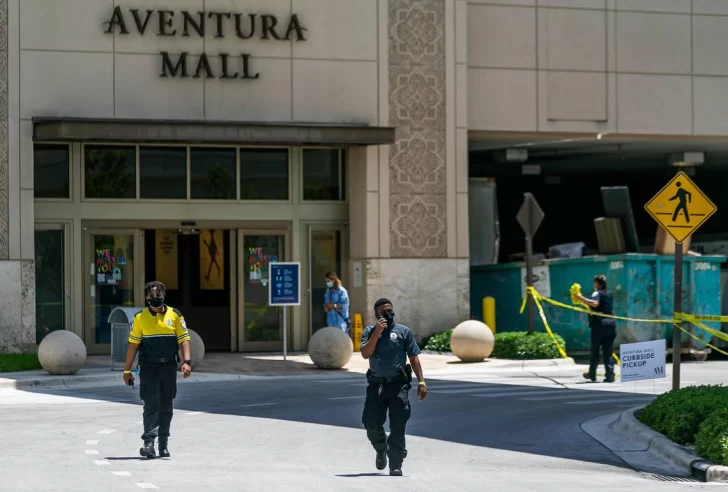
[
  {"left": 0, "top": 357, "right": 576, "bottom": 391},
  {"left": 614, "top": 405, "right": 728, "bottom": 483}
]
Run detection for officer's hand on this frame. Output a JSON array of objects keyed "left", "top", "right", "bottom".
[
  {"left": 181, "top": 363, "right": 192, "bottom": 378},
  {"left": 375, "top": 317, "right": 387, "bottom": 335},
  {"left": 123, "top": 372, "right": 134, "bottom": 386},
  {"left": 417, "top": 384, "right": 427, "bottom": 401}
]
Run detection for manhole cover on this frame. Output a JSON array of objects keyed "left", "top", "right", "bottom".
[{"left": 641, "top": 472, "right": 700, "bottom": 483}]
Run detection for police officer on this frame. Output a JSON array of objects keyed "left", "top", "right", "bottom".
[
  {"left": 360, "top": 298, "right": 427, "bottom": 476},
  {"left": 122, "top": 281, "right": 193, "bottom": 459},
  {"left": 575, "top": 274, "right": 616, "bottom": 383}
]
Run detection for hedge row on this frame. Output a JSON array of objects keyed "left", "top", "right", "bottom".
[
  {"left": 422, "top": 330, "right": 565, "bottom": 360},
  {"left": 638, "top": 385, "right": 728, "bottom": 465}
]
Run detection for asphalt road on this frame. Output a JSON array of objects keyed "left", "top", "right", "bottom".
[{"left": 1, "top": 366, "right": 725, "bottom": 492}]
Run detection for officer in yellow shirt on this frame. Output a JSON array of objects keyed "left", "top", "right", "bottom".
[{"left": 122, "top": 280, "right": 192, "bottom": 459}]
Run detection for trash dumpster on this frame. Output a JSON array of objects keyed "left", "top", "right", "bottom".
[
  {"left": 471, "top": 253, "right": 726, "bottom": 355},
  {"left": 108, "top": 306, "right": 145, "bottom": 370}
]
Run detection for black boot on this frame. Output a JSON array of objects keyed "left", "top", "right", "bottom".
[
  {"left": 158, "top": 439, "right": 170, "bottom": 458},
  {"left": 140, "top": 440, "right": 155, "bottom": 459},
  {"left": 389, "top": 467, "right": 403, "bottom": 476},
  {"left": 582, "top": 372, "right": 596, "bottom": 383},
  {"left": 375, "top": 450, "right": 387, "bottom": 470}
]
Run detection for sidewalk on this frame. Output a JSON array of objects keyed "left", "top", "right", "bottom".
[{"left": 0, "top": 352, "right": 579, "bottom": 390}]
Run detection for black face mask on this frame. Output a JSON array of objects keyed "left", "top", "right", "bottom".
[
  {"left": 380, "top": 310, "right": 395, "bottom": 329},
  {"left": 148, "top": 296, "right": 164, "bottom": 308}
]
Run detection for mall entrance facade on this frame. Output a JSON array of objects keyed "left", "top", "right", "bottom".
[{"left": 33, "top": 141, "right": 351, "bottom": 355}]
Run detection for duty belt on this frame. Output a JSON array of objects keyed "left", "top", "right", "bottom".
[
  {"left": 369, "top": 376, "right": 407, "bottom": 384},
  {"left": 141, "top": 356, "right": 177, "bottom": 364}
]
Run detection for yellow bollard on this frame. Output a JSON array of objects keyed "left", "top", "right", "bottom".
[
  {"left": 352, "top": 313, "right": 364, "bottom": 351},
  {"left": 483, "top": 297, "right": 496, "bottom": 334}
]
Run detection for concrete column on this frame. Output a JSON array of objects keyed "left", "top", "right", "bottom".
[
  {"left": 347, "top": 0, "right": 470, "bottom": 341},
  {"left": 0, "top": 0, "right": 36, "bottom": 353}
]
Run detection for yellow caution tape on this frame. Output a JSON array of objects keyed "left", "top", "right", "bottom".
[
  {"left": 520, "top": 286, "right": 728, "bottom": 362},
  {"left": 674, "top": 322, "right": 728, "bottom": 357}
]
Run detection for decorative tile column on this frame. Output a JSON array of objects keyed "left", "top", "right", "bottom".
[
  {"left": 0, "top": 0, "right": 8, "bottom": 260},
  {"left": 351, "top": 0, "right": 469, "bottom": 341},
  {"left": 389, "top": 0, "right": 447, "bottom": 258}
]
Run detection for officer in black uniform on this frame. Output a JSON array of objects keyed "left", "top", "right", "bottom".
[
  {"left": 575, "top": 274, "right": 617, "bottom": 383},
  {"left": 360, "top": 298, "right": 427, "bottom": 476},
  {"left": 123, "top": 281, "right": 193, "bottom": 458}
]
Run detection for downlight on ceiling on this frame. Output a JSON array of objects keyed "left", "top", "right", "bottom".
[{"left": 669, "top": 152, "right": 704, "bottom": 167}]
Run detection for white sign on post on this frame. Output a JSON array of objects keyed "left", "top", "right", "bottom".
[
  {"left": 521, "top": 265, "right": 550, "bottom": 298},
  {"left": 619, "top": 339, "right": 666, "bottom": 383}
]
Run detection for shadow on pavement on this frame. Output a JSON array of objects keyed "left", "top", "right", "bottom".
[{"left": 14, "top": 373, "right": 654, "bottom": 470}]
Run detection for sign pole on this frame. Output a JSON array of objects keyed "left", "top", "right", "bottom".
[
  {"left": 672, "top": 243, "right": 682, "bottom": 392},
  {"left": 525, "top": 233, "right": 534, "bottom": 335},
  {"left": 644, "top": 170, "right": 717, "bottom": 392},
  {"left": 516, "top": 192, "right": 545, "bottom": 337},
  {"left": 283, "top": 306, "right": 287, "bottom": 361}
]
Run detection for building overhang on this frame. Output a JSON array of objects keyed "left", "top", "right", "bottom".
[{"left": 32, "top": 117, "right": 396, "bottom": 146}]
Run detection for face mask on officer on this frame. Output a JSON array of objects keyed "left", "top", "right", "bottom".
[
  {"left": 378, "top": 309, "right": 395, "bottom": 329},
  {"left": 148, "top": 295, "right": 164, "bottom": 308}
]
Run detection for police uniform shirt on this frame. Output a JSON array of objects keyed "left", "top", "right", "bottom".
[
  {"left": 361, "top": 322, "right": 421, "bottom": 378},
  {"left": 128, "top": 306, "right": 191, "bottom": 361},
  {"left": 589, "top": 290, "right": 616, "bottom": 328}
]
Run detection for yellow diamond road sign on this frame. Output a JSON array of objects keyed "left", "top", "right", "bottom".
[{"left": 645, "top": 171, "right": 717, "bottom": 244}]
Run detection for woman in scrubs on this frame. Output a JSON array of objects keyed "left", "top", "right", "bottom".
[{"left": 323, "top": 272, "right": 350, "bottom": 333}]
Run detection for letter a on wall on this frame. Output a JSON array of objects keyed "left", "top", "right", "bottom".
[{"left": 200, "top": 229, "right": 224, "bottom": 290}]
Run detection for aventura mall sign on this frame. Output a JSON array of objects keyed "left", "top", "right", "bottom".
[{"left": 103, "top": 7, "right": 307, "bottom": 80}]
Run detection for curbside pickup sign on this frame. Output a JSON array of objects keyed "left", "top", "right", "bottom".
[{"left": 619, "top": 339, "right": 666, "bottom": 383}]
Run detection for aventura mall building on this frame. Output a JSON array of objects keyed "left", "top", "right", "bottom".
[{"left": 5, "top": 0, "right": 728, "bottom": 355}]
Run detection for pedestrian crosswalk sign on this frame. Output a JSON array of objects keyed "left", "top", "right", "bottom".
[{"left": 644, "top": 172, "right": 717, "bottom": 244}]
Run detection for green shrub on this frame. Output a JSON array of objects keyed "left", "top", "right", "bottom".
[
  {"left": 423, "top": 330, "right": 453, "bottom": 352},
  {"left": 422, "top": 329, "right": 565, "bottom": 360},
  {"left": 696, "top": 408, "right": 728, "bottom": 465},
  {"left": 638, "top": 385, "right": 728, "bottom": 445},
  {"left": 0, "top": 353, "right": 41, "bottom": 373},
  {"left": 490, "top": 332, "right": 565, "bottom": 360}
]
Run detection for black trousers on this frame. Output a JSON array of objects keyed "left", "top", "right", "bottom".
[
  {"left": 588, "top": 325, "right": 616, "bottom": 379},
  {"left": 361, "top": 381, "right": 412, "bottom": 468},
  {"left": 139, "top": 361, "right": 177, "bottom": 443}
]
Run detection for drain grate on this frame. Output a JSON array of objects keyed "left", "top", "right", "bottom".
[{"left": 641, "top": 472, "right": 700, "bottom": 483}]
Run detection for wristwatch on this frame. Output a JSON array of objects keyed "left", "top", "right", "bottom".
[{"left": 183, "top": 359, "right": 192, "bottom": 366}]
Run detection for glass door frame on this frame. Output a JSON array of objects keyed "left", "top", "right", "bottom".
[
  {"left": 304, "top": 222, "right": 349, "bottom": 339},
  {"left": 236, "top": 228, "right": 291, "bottom": 352},
  {"left": 82, "top": 228, "right": 145, "bottom": 355},
  {"left": 34, "top": 221, "right": 73, "bottom": 342}
]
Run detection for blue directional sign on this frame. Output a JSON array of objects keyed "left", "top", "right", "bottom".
[{"left": 269, "top": 262, "right": 301, "bottom": 306}]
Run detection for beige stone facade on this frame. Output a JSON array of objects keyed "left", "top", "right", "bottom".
[{"left": 4, "top": 0, "right": 728, "bottom": 353}]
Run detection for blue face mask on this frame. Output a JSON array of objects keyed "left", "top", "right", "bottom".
[{"left": 326, "top": 281, "right": 334, "bottom": 289}]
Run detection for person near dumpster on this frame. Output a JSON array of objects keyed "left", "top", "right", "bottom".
[
  {"left": 360, "top": 298, "right": 427, "bottom": 476},
  {"left": 122, "top": 280, "right": 192, "bottom": 459},
  {"left": 575, "top": 274, "right": 616, "bottom": 383}
]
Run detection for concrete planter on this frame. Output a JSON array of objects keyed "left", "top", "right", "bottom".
[{"left": 38, "top": 330, "right": 87, "bottom": 375}]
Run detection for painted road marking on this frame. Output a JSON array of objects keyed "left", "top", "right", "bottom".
[
  {"left": 470, "top": 390, "right": 566, "bottom": 398},
  {"left": 98, "top": 429, "right": 117, "bottom": 435},
  {"left": 112, "top": 471, "right": 132, "bottom": 477},
  {"left": 185, "top": 412, "right": 202, "bottom": 416},
  {"left": 93, "top": 460, "right": 111, "bottom": 466},
  {"left": 135, "top": 483, "right": 158, "bottom": 489},
  {"left": 85, "top": 450, "right": 100, "bottom": 455},
  {"left": 566, "top": 397, "right": 655, "bottom": 405},
  {"left": 241, "top": 403, "right": 277, "bottom": 408},
  {"left": 328, "top": 396, "right": 366, "bottom": 400},
  {"left": 85, "top": 440, "right": 100, "bottom": 445},
  {"left": 136, "top": 421, "right": 143, "bottom": 424}
]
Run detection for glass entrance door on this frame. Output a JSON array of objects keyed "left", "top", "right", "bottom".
[
  {"left": 34, "top": 223, "right": 71, "bottom": 345},
  {"left": 84, "top": 229, "right": 143, "bottom": 354},
  {"left": 237, "top": 231, "right": 287, "bottom": 352},
  {"left": 306, "top": 225, "right": 346, "bottom": 337}
]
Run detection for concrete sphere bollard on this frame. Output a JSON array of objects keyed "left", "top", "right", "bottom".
[
  {"left": 450, "top": 320, "right": 495, "bottom": 362},
  {"left": 308, "top": 327, "right": 353, "bottom": 369},
  {"left": 38, "top": 330, "right": 87, "bottom": 375},
  {"left": 178, "top": 329, "right": 205, "bottom": 370}
]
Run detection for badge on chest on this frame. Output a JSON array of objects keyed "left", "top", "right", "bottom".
[{"left": 389, "top": 331, "right": 398, "bottom": 341}]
